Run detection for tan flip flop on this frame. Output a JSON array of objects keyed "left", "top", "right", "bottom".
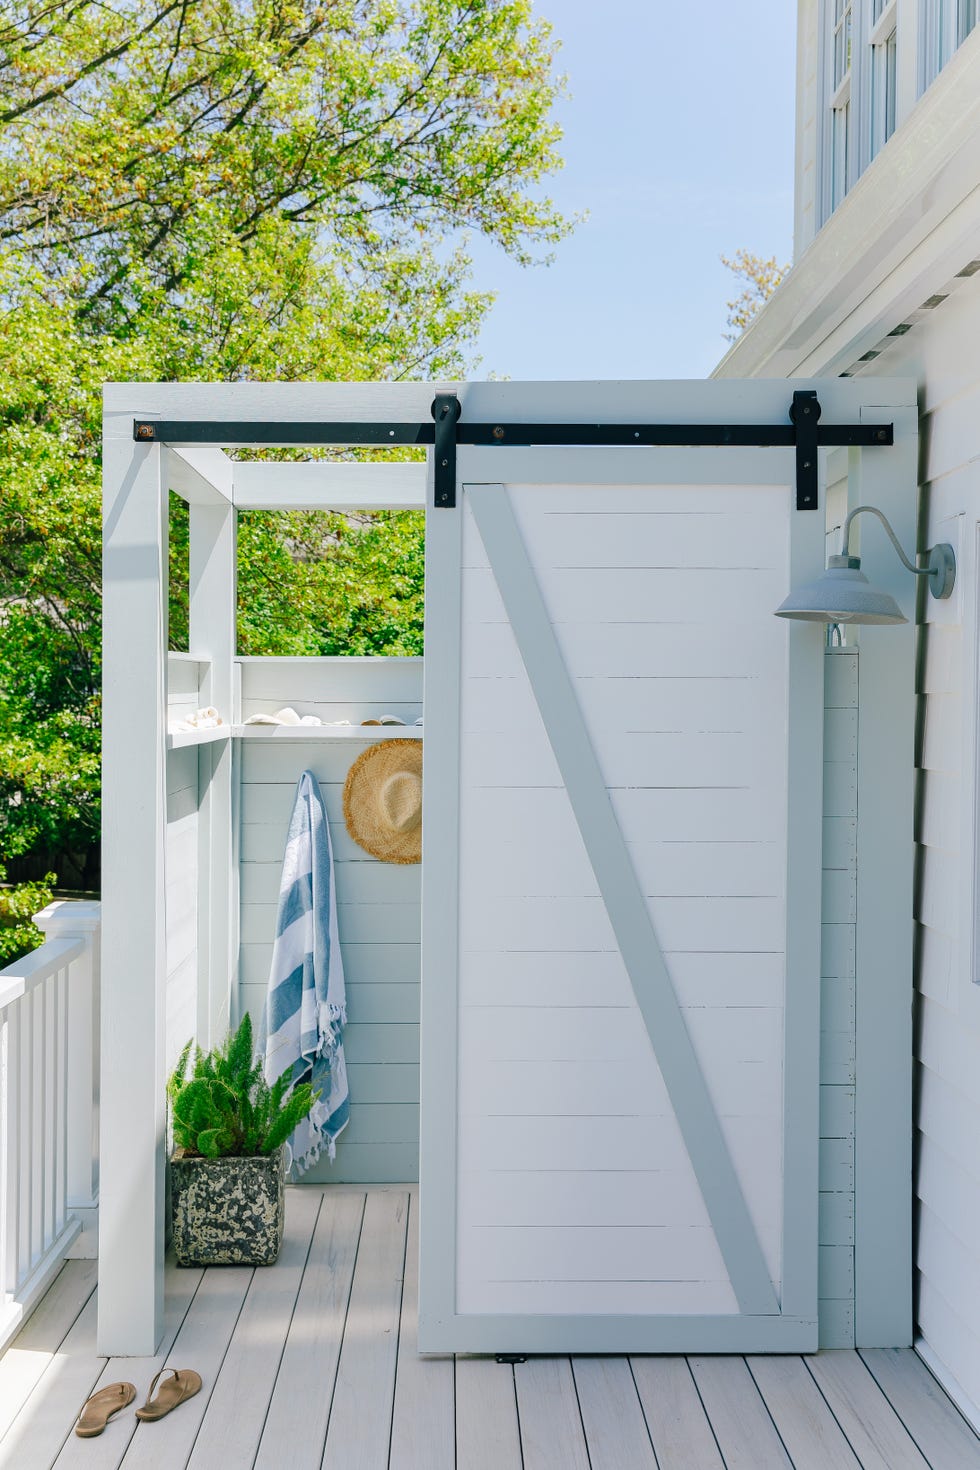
[
  {"left": 134, "top": 1368, "right": 202, "bottom": 1422},
  {"left": 74, "top": 1382, "right": 137, "bottom": 1437}
]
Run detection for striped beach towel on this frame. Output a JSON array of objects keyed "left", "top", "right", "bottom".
[{"left": 258, "top": 769, "right": 349, "bottom": 1171}]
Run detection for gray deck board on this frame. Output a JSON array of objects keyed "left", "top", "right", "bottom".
[
  {"left": 572, "top": 1357, "right": 657, "bottom": 1469},
  {"left": 630, "top": 1355, "right": 725, "bottom": 1470},
  {"left": 389, "top": 1195, "right": 455, "bottom": 1470},
  {"left": 253, "top": 1190, "right": 364, "bottom": 1470},
  {"left": 515, "top": 1357, "right": 591, "bottom": 1470},
  {"left": 321, "top": 1189, "right": 409, "bottom": 1470},
  {"left": 748, "top": 1354, "right": 862, "bottom": 1469},
  {"left": 804, "top": 1351, "right": 932, "bottom": 1470},
  {"left": 861, "top": 1347, "right": 980, "bottom": 1469},
  {"left": 689, "top": 1354, "right": 794, "bottom": 1469},
  {"left": 2, "top": 1189, "right": 979, "bottom": 1469}
]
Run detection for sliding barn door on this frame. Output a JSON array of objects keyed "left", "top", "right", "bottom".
[{"left": 420, "top": 440, "right": 826, "bottom": 1353}]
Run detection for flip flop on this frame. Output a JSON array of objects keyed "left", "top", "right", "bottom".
[
  {"left": 135, "top": 1368, "right": 202, "bottom": 1422},
  {"left": 74, "top": 1382, "right": 137, "bottom": 1437}
]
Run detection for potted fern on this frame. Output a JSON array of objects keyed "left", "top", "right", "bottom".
[{"left": 167, "top": 1013, "right": 317, "bottom": 1267}]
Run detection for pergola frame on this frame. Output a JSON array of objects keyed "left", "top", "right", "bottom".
[{"left": 100, "top": 379, "right": 915, "bottom": 1356}]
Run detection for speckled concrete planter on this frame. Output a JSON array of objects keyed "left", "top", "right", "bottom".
[{"left": 170, "top": 1148, "right": 285, "bottom": 1267}]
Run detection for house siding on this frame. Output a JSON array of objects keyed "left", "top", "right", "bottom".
[
  {"left": 719, "top": 254, "right": 980, "bottom": 1387},
  {"left": 845, "top": 281, "right": 980, "bottom": 1404}
]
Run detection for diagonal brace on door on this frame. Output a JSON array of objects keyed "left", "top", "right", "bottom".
[{"left": 468, "top": 484, "right": 780, "bottom": 1318}]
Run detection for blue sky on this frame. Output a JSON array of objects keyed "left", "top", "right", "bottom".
[{"left": 466, "top": 1, "right": 797, "bottom": 381}]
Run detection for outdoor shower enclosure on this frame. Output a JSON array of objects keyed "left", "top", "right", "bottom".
[{"left": 100, "top": 379, "right": 917, "bottom": 1358}]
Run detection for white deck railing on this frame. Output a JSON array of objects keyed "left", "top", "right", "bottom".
[{"left": 0, "top": 900, "right": 100, "bottom": 1353}]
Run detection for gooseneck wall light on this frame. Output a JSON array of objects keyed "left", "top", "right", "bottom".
[{"left": 774, "top": 504, "right": 956, "bottom": 625}]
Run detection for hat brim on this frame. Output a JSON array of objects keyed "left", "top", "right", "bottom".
[{"left": 343, "top": 739, "right": 423, "bottom": 865}]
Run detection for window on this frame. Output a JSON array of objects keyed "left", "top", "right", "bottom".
[
  {"left": 830, "top": 0, "right": 854, "bottom": 211},
  {"left": 834, "top": 0, "right": 853, "bottom": 86},
  {"left": 831, "top": 100, "right": 851, "bottom": 209},
  {"left": 871, "top": 0, "right": 898, "bottom": 156},
  {"left": 921, "top": 0, "right": 977, "bottom": 90},
  {"left": 821, "top": 0, "right": 979, "bottom": 228}
]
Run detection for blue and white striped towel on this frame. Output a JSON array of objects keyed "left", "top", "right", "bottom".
[{"left": 258, "top": 769, "right": 349, "bottom": 1171}]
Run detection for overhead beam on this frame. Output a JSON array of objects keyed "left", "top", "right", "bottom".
[{"left": 232, "top": 460, "right": 426, "bottom": 511}]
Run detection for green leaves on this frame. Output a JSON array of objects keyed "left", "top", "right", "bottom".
[
  {"left": 0, "top": 0, "right": 570, "bottom": 316},
  {"left": 0, "top": 0, "right": 572, "bottom": 897},
  {"left": 167, "top": 1012, "right": 321, "bottom": 1158},
  {"left": 237, "top": 508, "right": 425, "bottom": 656},
  {"left": 0, "top": 863, "right": 55, "bottom": 966}
]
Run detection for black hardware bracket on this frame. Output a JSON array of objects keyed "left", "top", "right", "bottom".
[
  {"left": 134, "top": 392, "right": 894, "bottom": 511},
  {"left": 789, "top": 389, "right": 820, "bottom": 510},
  {"left": 432, "top": 392, "right": 462, "bottom": 509}
]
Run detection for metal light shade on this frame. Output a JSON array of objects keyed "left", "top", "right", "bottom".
[{"left": 774, "top": 557, "right": 907, "bottom": 625}]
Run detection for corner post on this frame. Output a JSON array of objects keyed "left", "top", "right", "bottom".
[
  {"left": 189, "top": 490, "right": 237, "bottom": 1048},
  {"left": 852, "top": 401, "right": 918, "bottom": 1346},
  {"left": 99, "top": 398, "right": 168, "bottom": 1354}
]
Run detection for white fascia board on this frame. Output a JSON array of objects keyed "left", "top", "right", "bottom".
[
  {"left": 104, "top": 379, "right": 917, "bottom": 430},
  {"left": 714, "top": 26, "right": 980, "bottom": 381},
  {"left": 232, "top": 459, "right": 425, "bottom": 510}
]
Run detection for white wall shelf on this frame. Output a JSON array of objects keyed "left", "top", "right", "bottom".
[
  {"left": 234, "top": 724, "right": 423, "bottom": 740},
  {"left": 166, "top": 727, "right": 232, "bottom": 750}
]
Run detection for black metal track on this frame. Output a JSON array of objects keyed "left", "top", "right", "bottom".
[{"left": 134, "top": 390, "right": 894, "bottom": 511}]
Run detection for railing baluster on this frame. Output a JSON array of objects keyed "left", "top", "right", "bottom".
[
  {"left": 0, "top": 906, "right": 100, "bottom": 1350},
  {"left": 42, "top": 976, "right": 51, "bottom": 1252},
  {"left": 55, "top": 967, "right": 68, "bottom": 1238},
  {"left": 17, "top": 995, "right": 31, "bottom": 1283},
  {"left": 0, "top": 1011, "right": 12, "bottom": 1300},
  {"left": 31, "top": 985, "right": 44, "bottom": 1267}
]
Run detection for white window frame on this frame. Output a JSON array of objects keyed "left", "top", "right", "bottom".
[
  {"left": 870, "top": 0, "right": 898, "bottom": 156},
  {"left": 827, "top": 0, "right": 857, "bottom": 216},
  {"left": 918, "top": 0, "right": 975, "bottom": 91}
]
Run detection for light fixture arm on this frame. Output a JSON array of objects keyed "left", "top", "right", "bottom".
[
  {"left": 837, "top": 504, "right": 956, "bottom": 600},
  {"left": 840, "top": 505, "right": 925, "bottom": 576}
]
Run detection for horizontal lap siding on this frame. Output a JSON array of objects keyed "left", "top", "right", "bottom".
[
  {"left": 237, "top": 657, "right": 423, "bottom": 1183},
  {"left": 167, "top": 653, "right": 206, "bottom": 725},
  {"left": 875, "top": 284, "right": 980, "bottom": 1403}
]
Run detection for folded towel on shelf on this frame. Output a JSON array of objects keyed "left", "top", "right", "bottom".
[
  {"left": 169, "top": 706, "right": 225, "bottom": 733},
  {"left": 360, "top": 715, "right": 423, "bottom": 727},
  {"left": 257, "top": 769, "right": 349, "bottom": 1172},
  {"left": 244, "top": 707, "right": 325, "bottom": 727},
  {"left": 243, "top": 707, "right": 358, "bottom": 728}
]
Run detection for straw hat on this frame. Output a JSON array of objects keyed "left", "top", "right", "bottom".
[{"left": 343, "top": 740, "right": 422, "bottom": 864}]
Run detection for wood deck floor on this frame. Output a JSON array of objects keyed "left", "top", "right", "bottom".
[{"left": 2, "top": 1186, "right": 979, "bottom": 1470}]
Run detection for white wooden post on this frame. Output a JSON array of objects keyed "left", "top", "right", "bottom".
[
  {"left": 33, "top": 901, "right": 101, "bottom": 1215},
  {"left": 99, "top": 395, "right": 168, "bottom": 1355},
  {"left": 190, "top": 490, "right": 237, "bottom": 1049},
  {"left": 851, "top": 402, "right": 919, "bottom": 1347}
]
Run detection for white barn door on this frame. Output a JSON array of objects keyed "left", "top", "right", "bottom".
[{"left": 420, "top": 437, "right": 826, "bottom": 1353}]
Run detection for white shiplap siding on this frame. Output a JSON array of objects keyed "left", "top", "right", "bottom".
[{"left": 236, "top": 658, "right": 423, "bottom": 1183}]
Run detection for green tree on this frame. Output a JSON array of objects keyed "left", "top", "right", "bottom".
[
  {"left": 0, "top": 0, "right": 572, "bottom": 895},
  {"left": 721, "top": 249, "right": 790, "bottom": 341}
]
